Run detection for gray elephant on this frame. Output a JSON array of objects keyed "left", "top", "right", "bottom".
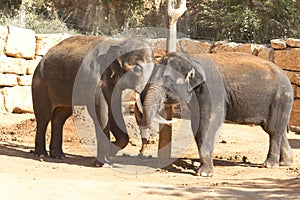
[
  {"left": 135, "top": 52, "right": 293, "bottom": 176},
  {"left": 32, "top": 35, "right": 155, "bottom": 166}
]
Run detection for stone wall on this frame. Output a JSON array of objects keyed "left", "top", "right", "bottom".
[
  {"left": 0, "top": 25, "right": 71, "bottom": 113},
  {"left": 0, "top": 25, "right": 299, "bottom": 131}
]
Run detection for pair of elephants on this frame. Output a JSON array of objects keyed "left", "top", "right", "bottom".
[{"left": 32, "top": 35, "right": 293, "bottom": 176}]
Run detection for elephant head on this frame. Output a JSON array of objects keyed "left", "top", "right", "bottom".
[
  {"left": 104, "top": 38, "right": 156, "bottom": 94},
  {"left": 135, "top": 53, "right": 207, "bottom": 152}
]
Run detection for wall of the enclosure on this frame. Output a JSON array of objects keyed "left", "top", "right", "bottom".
[{"left": 0, "top": 25, "right": 300, "bottom": 131}]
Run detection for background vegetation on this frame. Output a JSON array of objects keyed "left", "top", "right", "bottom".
[{"left": 0, "top": 0, "right": 299, "bottom": 43}]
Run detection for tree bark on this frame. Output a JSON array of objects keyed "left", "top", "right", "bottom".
[
  {"left": 158, "top": 0, "right": 186, "bottom": 159},
  {"left": 166, "top": 0, "right": 187, "bottom": 52},
  {"left": 158, "top": 104, "right": 173, "bottom": 159}
]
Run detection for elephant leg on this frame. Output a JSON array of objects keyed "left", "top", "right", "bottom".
[
  {"left": 87, "top": 88, "right": 111, "bottom": 167},
  {"left": 189, "top": 94, "right": 214, "bottom": 177},
  {"left": 280, "top": 133, "right": 293, "bottom": 166},
  {"left": 49, "top": 107, "right": 72, "bottom": 158},
  {"left": 109, "top": 114, "right": 129, "bottom": 156},
  {"left": 33, "top": 90, "right": 52, "bottom": 157},
  {"left": 34, "top": 117, "right": 50, "bottom": 157},
  {"left": 190, "top": 85, "right": 223, "bottom": 177},
  {"left": 193, "top": 118, "right": 217, "bottom": 177},
  {"left": 109, "top": 88, "right": 129, "bottom": 156},
  {"left": 261, "top": 96, "right": 293, "bottom": 168}
]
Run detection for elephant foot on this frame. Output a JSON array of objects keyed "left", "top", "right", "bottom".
[
  {"left": 50, "top": 150, "right": 66, "bottom": 159},
  {"left": 195, "top": 164, "right": 213, "bottom": 177},
  {"left": 94, "top": 157, "right": 113, "bottom": 168},
  {"left": 33, "top": 149, "right": 48, "bottom": 158},
  {"left": 263, "top": 159, "right": 279, "bottom": 168},
  {"left": 280, "top": 151, "right": 293, "bottom": 166},
  {"left": 139, "top": 138, "right": 148, "bottom": 154}
]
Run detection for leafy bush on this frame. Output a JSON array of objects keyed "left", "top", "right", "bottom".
[
  {"left": 189, "top": 0, "right": 300, "bottom": 43},
  {"left": 0, "top": 0, "right": 299, "bottom": 43},
  {"left": 0, "top": 0, "right": 76, "bottom": 34}
]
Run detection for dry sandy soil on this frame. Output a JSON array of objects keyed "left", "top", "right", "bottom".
[{"left": 0, "top": 110, "right": 299, "bottom": 200}]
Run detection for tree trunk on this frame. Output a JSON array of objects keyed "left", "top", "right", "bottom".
[
  {"left": 166, "top": 0, "right": 187, "bottom": 52},
  {"left": 158, "top": 104, "right": 173, "bottom": 159},
  {"left": 158, "top": 0, "right": 187, "bottom": 159},
  {"left": 19, "top": 0, "right": 26, "bottom": 28}
]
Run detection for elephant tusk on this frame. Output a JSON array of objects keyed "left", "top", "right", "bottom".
[
  {"left": 153, "top": 113, "right": 176, "bottom": 124},
  {"left": 135, "top": 93, "right": 144, "bottom": 114}
]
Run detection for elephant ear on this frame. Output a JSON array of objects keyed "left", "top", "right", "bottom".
[
  {"left": 185, "top": 65, "right": 206, "bottom": 93},
  {"left": 106, "top": 44, "right": 123, "bottom": 78}
]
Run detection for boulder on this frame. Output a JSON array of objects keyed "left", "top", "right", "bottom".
[
  {"left": 287, "top": 71, "right": 300, "bottom": 86},
  {"left": 178, "top": 38, "right": 212, "bottom": 54},
  {"left": 212, "top": 41, "right": 240, "bottom": 53},
  {"left": 235, "top": 44, "right": 252, "bottom": 54},
  {"left": 274, "top": 48, "right": 300, "bottom": 71},
  {"left": 286, "top": 38, "right": 300, "bottom": 48},
  {"left": 0, "top": 91, "right": 6, "bottom": 113},
  {"left": 257, "top": 46, "right": 274, "bottom": 62},
  {"left": 0, "top": 26, "right": 8, "bottom": 55},
  {"left": 35, "top": 33, "right": 71, "bottom": 56},
  {"left": 0, "top": 56, "right": 27, "bottom": 75},
  {"left": 292, "top": 85, "right": 300, "bottom": 98},
  {"left": 4, "top": 25, "right": 36, "bottom": 59},
  {"left": 26, "top": 56, "right": 42, "bottom": 75},
  {"left": 270, "top": 39, "right": 286, "bottom": 49},
  {"left": 17, "top": 75, "right": 33, "bottom": 86},
  {"left": 147, "top": 38, "right": 167, "bottom": 58},
  {"left": 290, "top": 99, "right": 300, "bottom": 129},
  {"left": 2, "top": 86, "right": 33, "bottom": 113},
  {"left": 0, "top": 73, "right": 18, "bottom": 86}
]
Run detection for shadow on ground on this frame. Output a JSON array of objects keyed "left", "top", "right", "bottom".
[{"left": 1, "top": 141, "right": 264, "bottom": 176}]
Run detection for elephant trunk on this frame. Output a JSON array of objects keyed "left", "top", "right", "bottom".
[{"left": 134, "top": 83, "right": 167, "bottom": 154}]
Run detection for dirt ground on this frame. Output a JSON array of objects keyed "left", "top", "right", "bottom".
[{"left": 0, "top": 110, "right": 300, "bottom": 200}]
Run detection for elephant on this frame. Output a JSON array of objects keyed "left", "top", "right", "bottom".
[
  {"left": 32, "top": 35, "right": 156, "bottom": 166},
  {"left": 135, "top": 52, "right": 294, "bottom": 177}
]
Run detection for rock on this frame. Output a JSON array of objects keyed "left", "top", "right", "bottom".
[
  {"left": 235, "top": 44, "right": 252, "bottom": 54},
  {"left": 2, "top": 86, "right": 33, "bottom": 113},
  {"left": 292, "top": 99, "right": 300, "bottom": 113},
  {"left": 287, "top": 71, "right": 300, "bottom": 86},
  {"left": 274, "top": 48, "right": 300, "bottom": 71},
  {"left": 270, "top": 39, "right": 286, "bottom": 49},
  {"left": 292, "top": 85, "right": 300, "bottom": 98},
  {"left": 0, "top": 73, "right": 18, "bottom": 86},
  {"left": 4, "top": 25, "right": 36, "bottom": 59},
  {"left": 178, "top": 38, "right": 212, "bottom": 54},
  {"left": 286, "top": 38, "right": 300, "bottom": 48},
  {"left": 0, "top": 26, "right": 8, "bottom": 55},
  {"left": 290, "top": 99, "right": 300, "bottom": 128},
  {"left": 212, "top": 41, "right": 241, "bottom": 53},
  {"left": 296, "top": 87, "right": 300, "bottom": 99},
  {"left": 0, "top": 91, "right": 6, "bottom": 113},
  {"left": 0, "top": 56, "right": 27, "bottom": 75},
  {"left": 17, "top": 75, "right": 33, "bottom": 86},
  {"left": 35, "top": 33, "right": 72, "bottom": 56},
  {"left": 257, "top": 46, "right": 274, "bottom": 62},
  {"left": 26, "top": 57, "right": 42, "bottom": 75},
  {"left": 147, "top": 38, "right": 166, "bottom": 58}
]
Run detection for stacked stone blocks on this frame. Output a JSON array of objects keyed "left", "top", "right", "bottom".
[{"left": 0, "top": 25, "right": 299, "bottom": 131}]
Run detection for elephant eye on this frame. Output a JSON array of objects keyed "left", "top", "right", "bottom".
[
  {"left": 133, "top": 65, "right": 143, "bottom": 73},
  {"left": 164, "top": 76, "right": 172, "bottom": 83}
]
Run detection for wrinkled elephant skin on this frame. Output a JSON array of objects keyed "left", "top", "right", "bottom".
[
  {"left": 32, "top": 35, "right": 155, "bottom": 166},
  {"left": 137, "top": 52, "right": 293, "bottom": 177}
]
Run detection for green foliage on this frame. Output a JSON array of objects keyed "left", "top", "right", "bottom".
[
  {"left": 120, "top": 0, "right": 151, "bottom": 30},
  {"left": 0, "top": 0, "right": 76, "bottom": 34},
  {"left": 191, "top": 0, "right": 300, "bottom": 43},
  {"left": 0, "top": 0, "right": 299, "bottom": 43}
]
